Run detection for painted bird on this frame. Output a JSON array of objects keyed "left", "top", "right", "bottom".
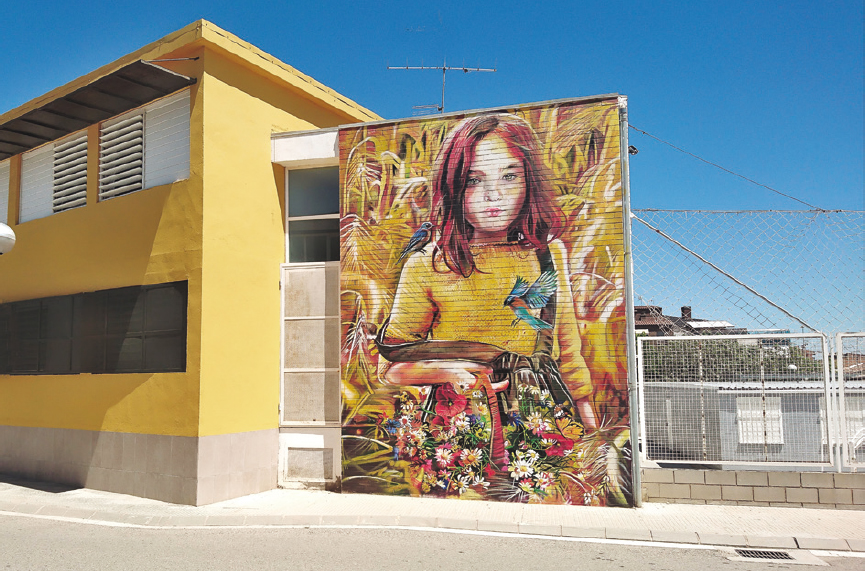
[
  {"left": 397, "top": 222, "right": 433, "bottom": 262},
  {"left": 503, "top": 271, "right": 557, "bottom": 330}
]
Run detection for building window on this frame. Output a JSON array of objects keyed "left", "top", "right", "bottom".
[
  {"left": 736, "top": 396, "right": 784, "bottom": 444},
  {"left": 286, "top": 166, "right": 339, "bottom": 263},
  {"left": 0, "top": 159, "right": 9, "bottom": 224},
  {"left": 99, "top": 90, "right": 190, "bottom": 201},
  {"left": 0, "top": 281, "right": 187, "bottom": 374}
]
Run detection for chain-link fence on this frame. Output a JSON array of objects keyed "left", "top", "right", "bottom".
[
  {"left": 631, "top": 209, "right": 863, "bottom": 469},
  {"left": 631, "top": 210, "right": 864, "bottom": 338}
]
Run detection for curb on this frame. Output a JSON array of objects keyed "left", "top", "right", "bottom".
[{"left": 1, "top": 503, "right": 862, "bottom": 552}]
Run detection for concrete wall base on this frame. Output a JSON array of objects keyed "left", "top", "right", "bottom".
[{"left": 0, "top": 425, "right": 277, "bottom": 506}]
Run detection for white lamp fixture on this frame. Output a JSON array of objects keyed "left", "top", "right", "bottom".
[{"left": 0, "top": 223, "right": 16, "bottom": 255}]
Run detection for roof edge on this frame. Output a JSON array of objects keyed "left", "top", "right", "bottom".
[
  {"left": 0, "top": 20, "right": 381, "bottom": 128},
  {"left": 197, "top": 21, "right": 380, "bottom": 123},
  {"left": 0, "top": 21, "right": 205, "bottom": 126}
]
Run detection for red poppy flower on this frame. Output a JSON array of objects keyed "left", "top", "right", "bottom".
[
  {"left": 542, "top": 432, "right": 575, "bottom": 457},
  {"left": 435, "top": 383, "right": 468, "bottom": 417}
]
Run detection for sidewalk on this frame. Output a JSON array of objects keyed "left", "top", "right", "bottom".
[{"left": 1, "top": 477, "right": 863, "bottom": 552}]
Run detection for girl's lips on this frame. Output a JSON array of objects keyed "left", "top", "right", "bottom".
[{"left": 485, "top": 208, "right": 503, "bottom": 216}]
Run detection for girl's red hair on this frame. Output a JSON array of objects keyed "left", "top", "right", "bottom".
[{"left": 431, "top": 113, "right": 562, "bottom": 277}]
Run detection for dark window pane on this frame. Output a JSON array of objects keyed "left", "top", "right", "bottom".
[
  {"left": 107, "top": 288, "right": 144, "bottom": 335},
  {"left": 40, "top": 339, "right": 72, "bottom": 373},
  {"left": 15, "top": 340, "right": 39, "bottom": 372},
  {"left": 288, "top": 167, "right": 339, "bottom": 217},
  {"left": 145, "top": 284, "right": 186, "bottom": 332},
  {"left": 16, "top": 302, "right": 41, "bottom": 340},
  {"left": 144, "top": 334, "right": 185, "bottom": 371},
  {"left": 41, "top": 297, "right": 73, "bottom": 339},
  {"left": 0, "top": 307, "right": 10, "bottom": 373},
  {"left": 72, "top": 336, "right": 105, "bottom": 373},
  {"left": 105, "top": 336, "right": 143, "bottom": 372},
  {"left": 74, "top": 293, "right": 106, "bottom": 337},
  {"left": 0, "top": 280, "right": 187, "bottom": 374},
  {"left": 288, "top": 218, "right": 339, "bottom": 263}
]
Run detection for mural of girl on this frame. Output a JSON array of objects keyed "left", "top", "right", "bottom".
[{"left": 340, "top": 100, "right": 630, "bottom": 506}]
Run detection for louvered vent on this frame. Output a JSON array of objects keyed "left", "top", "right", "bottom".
[
  {"left": 99, "top": 114, "right": 144, "bottom": 200},
  {"left": 52, "top": 132, "right": 88, "bottom": 213},
  {"left": 19, "top": 145, "right": 54, "bottom": 223},
  {"left": 0, "top": 159, "right": 9, "bottom": 224}
]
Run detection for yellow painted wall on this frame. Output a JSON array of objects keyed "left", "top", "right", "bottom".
[
  {"left": 195, "top": 46, "right": 358, "bottom": 436},
  {"left": 0, "top": 20, "right": 378, "bottom": 439},
  {"left": 0, "top": 49, "right": 206, "bottom": 437},
  {"left": 0, "top": 174, "right": 204, "bottom": 436}
]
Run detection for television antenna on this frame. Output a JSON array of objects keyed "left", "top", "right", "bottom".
[{"left": 388, "top": 58, "right": 496, "bottom": 114}]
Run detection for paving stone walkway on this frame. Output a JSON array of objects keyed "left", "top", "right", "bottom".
[{"left": 1, "top": 478, "right": 863, "bottom": 552}]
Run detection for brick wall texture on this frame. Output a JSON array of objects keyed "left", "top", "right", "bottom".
[{"left": 642, "top": 469, "right": 865, "bottom": 510}]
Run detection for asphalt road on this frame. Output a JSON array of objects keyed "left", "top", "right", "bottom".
[{"left": 0, "top": 515, "right": 860, "bottom": 571}]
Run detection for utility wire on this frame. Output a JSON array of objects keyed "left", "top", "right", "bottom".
[{"left": 629, "top": 125, "right": 822, "bottom": 211}]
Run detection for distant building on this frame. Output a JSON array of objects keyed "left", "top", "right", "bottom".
[{"left": 634, "top": 305, "right": 744, "bottom": 336}]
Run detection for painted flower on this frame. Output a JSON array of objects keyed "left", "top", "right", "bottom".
[
  {"left": 509, "top": 458, "right": 535, "bottom": 480},
  {"left": 454, "top": 474, "right": 472, "bottom": 495},
  {"left": 517, "top": 449, "right": 540, "bottom": 465},
  {"left": 429, "top": 415, "right": 448, "bottom": 438},
  {"left": 535, "top": 471, "right": 555, "bottom": 490},
  {"left": 435, "top": 446, "right": 455, "bottom": 467},
  {"left": 435, "top": 383, "right": 468, "bottom": 417},
  {"left": 526, "top": 412, "right": 551, "bottom": 435},
  {"left": 542, "top": 433, "right": 574, "bottom": 457},
  {"left": 460, "top": 447, "right": 483, "bottom": 467},
  {"left": 452, "top": 413, "right": 470, "bottom": 431},
  {"left": 518, "top": 478, "right": 534, "bottom": 493}
]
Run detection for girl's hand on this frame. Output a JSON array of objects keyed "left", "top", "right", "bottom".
[{"left": 383, "top": 360, "right": 494, "bottom": 390}]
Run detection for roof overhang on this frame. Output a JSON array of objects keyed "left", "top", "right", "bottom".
[{"left": 0, "top": 61, "right": 195, "bottom": 161}]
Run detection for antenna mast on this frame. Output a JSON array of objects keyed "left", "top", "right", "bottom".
[{"left": 387, "top": 58, "right": 496, "bottom": 114}]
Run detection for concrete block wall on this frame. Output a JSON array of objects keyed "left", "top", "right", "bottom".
[
  {"left": 642, "top": 468, "right": 865, "bottom": 510},
  {"left": 278, "top": 262, "right": 342, "bottom": 487}
]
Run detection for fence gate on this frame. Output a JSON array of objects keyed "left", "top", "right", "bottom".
[
  {"left": 837, "top": 333, "right": 865, "bottom": 469},
  {"left": 637, "top": 333, "right": 835, "bottom": 466}
]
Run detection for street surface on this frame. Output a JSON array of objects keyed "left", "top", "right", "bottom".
[{"left": 0, "top": 515, "right": 861, "bottom": 570}]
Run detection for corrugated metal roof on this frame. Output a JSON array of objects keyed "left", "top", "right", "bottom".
[{"left": 0, "top": 61, "right": 195, "bottom": 161}]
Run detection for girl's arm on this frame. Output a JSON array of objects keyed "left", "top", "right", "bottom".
[{"left": 549, "top": 240, "right": 598, "bottom": 430}]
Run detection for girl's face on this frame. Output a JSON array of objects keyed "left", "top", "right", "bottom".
[{"left": 463, "top": 134, "right": 527, "bottom": 243}]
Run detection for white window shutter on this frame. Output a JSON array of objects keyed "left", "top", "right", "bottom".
[
  {"left": 144, "top": 90, "right": 190, "bottom": 188},
  {"left": 0, "top": 160, "right": 9, "bottom": 224},
  {"left": 736, "top": 396, "right": 784, "bottom": 445},
  {"left": 20, "top": 144, "right": 54, "bottom": 223},
  {"left": 99, "top": 112, "right": 144, "bottom": 200},
  {"left": 53, "top": 131, "right": 88, "bottom": 213}
]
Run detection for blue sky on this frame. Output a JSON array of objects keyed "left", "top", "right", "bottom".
[{"left": 1, "top": 0, "right": 862, "bottom": 211}]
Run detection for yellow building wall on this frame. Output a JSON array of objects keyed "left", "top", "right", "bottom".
[
  {"left": 0, "top": 172, "right": 204, "bottom": 436},
  {"left": 0, "top": 20, "right": 379, "bottom": 439},
  {"left": 195, "top": 46, "right": 359, "bottom": 437},
  {"left": 0, "top": 47, "right": 206, "bottom": 437}
]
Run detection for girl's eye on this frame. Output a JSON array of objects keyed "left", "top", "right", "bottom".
[
  {"left": 503, "top": 173, "right": 517, "bottom": 181},
  {"left": 467, "top": 176, "right": 481, "bottom": 185}
]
